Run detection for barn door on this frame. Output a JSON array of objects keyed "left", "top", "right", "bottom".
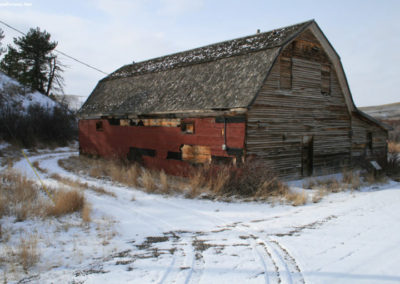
[{"left": 301, "top": 136, "right": 314, "bottom": 177}]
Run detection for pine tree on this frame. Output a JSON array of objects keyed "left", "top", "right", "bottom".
[
  {"left": 0, "top": 28, "right": 5, "bottom": 56},
  {"left": 0, "top": 27, "right": 64, "bottom": 95}
]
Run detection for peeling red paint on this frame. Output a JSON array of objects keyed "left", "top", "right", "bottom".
[{"left": 79, "top": 117, "right": 246, "bottom": 175}]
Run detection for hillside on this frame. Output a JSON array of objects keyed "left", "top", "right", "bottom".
[
  {"left": 359, "top": 102, "right": 400, "bottom": 120},
  {"left": 360, "top": 102, "right": 400, "bottom": 142},
  {"left": 0, "top": 71, "right": 77, "bottom": 147},
  {"left": 0, "top": 71, "right": 57, "bottom": 112}
]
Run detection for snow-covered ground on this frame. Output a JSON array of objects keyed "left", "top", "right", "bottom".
[{"left": 2, "top": 147, "right": 400, "bottom": 283}]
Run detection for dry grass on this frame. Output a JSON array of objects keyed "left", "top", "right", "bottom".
[
  {"left": 186, "top": 161, "right": 290, "bottom": 202},
  {"left": 17, "top": 234, "right": 40, "bottom": 272},
  {"left": 0, "top": 169, "right": 45, "bottom": 221},
  {"left": 0, "top": 169, "right": 90, "bottom": 222},
  {"left": 342, "top": 169, "right": 362, "bottom": 190},
  {"left": 142, "top": 169, "right": 157, "bottom": 192},
  {"left": 47, "top": 190, "right": 85, "bottom": 216},
  {"left": 388, "top": 141, "right": 400, "bottom": 154},
  {"left": 312, "top": 189, "right": 327, "bottom": 203},
  {"left": 59, "top": 156, "right": 140, "bottom": 188},
  {"left": 362, "top": 171, "right": 388, "bottom": 185},
  {"left": 57, "top": 156, "right": 308, "bottom": 205},
  {"left": 81, "top": 204, "right": 92, "bottom": 223},
  {"left": 159, "top": 170, "right": 169, "bottom": 193},
  {"left": 50, "top": 173, "right": 115, "bottom": 197},
  {"left": 285, "top": 190, "right": 307, "bottom": 206}
]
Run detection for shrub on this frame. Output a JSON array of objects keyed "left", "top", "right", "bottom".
[{"left": 0, "top": 103, "right": 77, "bottom": 148}]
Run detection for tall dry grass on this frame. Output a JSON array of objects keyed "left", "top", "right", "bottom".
[
  {"left": 142, "top": 169, "right": 157, "bottom": 192},
  {"left": 17, "top": 234, "right": 40, "bottom": 272},
  {"left": 0, "top": 169, "right": 89, "bottom": 221},
  {"left": 46, "top": 190, "right": 85, "bottom": 216},
  {"left": 59, "top": 156, "right": 140, "bottom": 188},
  {"left": 186, "top": 160, "right": 291, "bottom": 202}
]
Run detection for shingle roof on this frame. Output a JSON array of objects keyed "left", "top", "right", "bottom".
[{"left": 79, "top": 20, "right": 313, "bottom": 118}]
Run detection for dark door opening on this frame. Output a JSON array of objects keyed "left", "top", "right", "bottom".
[{"left": 301, "top": 136, "right": 314, "bottom": 177}]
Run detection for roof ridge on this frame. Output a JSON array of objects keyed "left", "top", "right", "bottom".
[{"left": 104, "top": 20, "right": 314, "bottom": 81}]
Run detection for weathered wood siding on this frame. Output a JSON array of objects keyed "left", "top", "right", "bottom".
[
  {"left": 247, "top": 29, "right": 352, "bottom": 178},
  {"left": 351, "top": 113, "right": 388, "bottom": 165}
]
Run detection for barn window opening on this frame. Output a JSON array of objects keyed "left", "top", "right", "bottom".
[
  {"left": 181, "top": 121, "right": 194, "bottom": 134},
  {"left": 108, "top": 118, "right": 120, "bottom": 126},
  {"left": 367, "top": 132, "right": 373, "bottom": 150},
  {"left": 127, "top": 147, "right": 156, "bottom": 163},
  {"left": 212, "top": 156, "right": 233, "bottom": 165},
  {"left": 167, "top": 151, "right": 182, "bottom": 160},
  {"left": 280, "top": 56, "right": 292, "bottom": 90},
  {"left": 321, "top": 64, "right": 331, "bottom": 95},
  {"left": 96, "top": 121, "right": 103, "bottom": 131}
]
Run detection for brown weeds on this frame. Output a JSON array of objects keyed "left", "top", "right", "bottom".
[
  {"left": 46, "top": 190, "right": 85, "bottom": 216},
  {"left": 142, "top": 169, "right": 157, "bottom": 192},
  {"left": 17, "top": 234, "right": 40, "bottom": 272},
  {"left": 159, "top": 170, "right": 169, "bottom": 193},
  {"left": 286, "top": 190, "right": 307, "bottom": 206},
  {"left": 50, "top": 173, "right": 115, "bottom": 197},
  {"left": 81, "top": 203, "right": 92, "bottom": 223}
]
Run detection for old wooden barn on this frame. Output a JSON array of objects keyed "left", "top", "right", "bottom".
[{"left": 78, "top": 20, "right": 389, "bottom": 179}]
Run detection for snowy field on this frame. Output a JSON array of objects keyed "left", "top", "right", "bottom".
[{"left": 2, "top": 146, "right": 400, "bottom": 284}]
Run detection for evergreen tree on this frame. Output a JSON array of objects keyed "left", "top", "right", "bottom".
[
  {"left": 0, "top": 27, "right": 64, "bottom": 95},
  {"left": 0, "top": 28, "right": 5, "bottom": 56}
]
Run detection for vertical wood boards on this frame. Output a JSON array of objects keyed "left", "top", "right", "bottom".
[{"left": 247, "top": 28, "right": 352, "bottom": 179}]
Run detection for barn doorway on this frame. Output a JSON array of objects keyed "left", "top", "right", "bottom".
[{"left": 301, "top": 135, "right": 314, "bottom": 177}]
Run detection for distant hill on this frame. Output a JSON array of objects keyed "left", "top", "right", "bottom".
[
  {"left": 53, "top": 95, "right": 87, "bottom": 111},
  {"left": 359, "top": 102, "right": 400, "bottom": 120},
  {"left": 360, "top": 102, "right": 400, "bottom": 142}
]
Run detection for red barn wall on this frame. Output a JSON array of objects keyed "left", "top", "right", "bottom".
[{"left": 79, "top": 117, "right": 246, "bottom": 175}]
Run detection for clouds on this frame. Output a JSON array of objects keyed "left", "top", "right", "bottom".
[{"left": 0, "top": 0, "right": 399, "bottom": 106}]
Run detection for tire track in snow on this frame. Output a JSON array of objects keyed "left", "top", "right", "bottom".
[
  {"left": 250, "top": 238, "right": 270, "bottom": 284},
  {"left": 269, "top": 240, "right": 305, "bottom": 284},
  {"left": 37, "top": 152, "right": 304, "bottom": 283},
  {"left": 35, "top": 152, "right": 191, "bottom": 283}
]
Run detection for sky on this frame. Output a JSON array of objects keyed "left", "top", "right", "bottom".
[{"left": 0, "top": 0, "right": 399, "bottom": 107}]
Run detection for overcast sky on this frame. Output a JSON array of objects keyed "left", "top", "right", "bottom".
[{"left": 0, "top": 0, "right": 399, "bottom": 107}]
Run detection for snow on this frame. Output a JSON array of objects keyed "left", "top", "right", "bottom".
[
  {"left": 2, "top": 148, "right": 400, "bottom": 283},
  {"left": 0, "top": 71, "right": 57, "bottom": 113}
]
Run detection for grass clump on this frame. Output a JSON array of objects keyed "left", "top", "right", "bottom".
[
  {"left": 0, "top": 169, "right": 90, "bottom": 221},
  {"left": 46, "top": 190, "right": 85, "bottom": 216},
  {"left": 17, "top": 234, "right": 40, "bottom": 272},
  {"left": 186, "top": 160, "right": 291, "bottom": 203},
  {"left": 142, "top": 169, "right": 157, "bottom": 192}
]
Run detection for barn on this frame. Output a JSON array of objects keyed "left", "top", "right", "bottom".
[{"left": 78, "top": 20, "right": 389, "bottom": 179}]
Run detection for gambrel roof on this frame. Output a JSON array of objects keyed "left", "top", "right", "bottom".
[
  {"left": 80, "top": 19, "right": 388, "bottom": 132},
  {"left": 79, "top": 20, "right": 314, "bottom": 118}
]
